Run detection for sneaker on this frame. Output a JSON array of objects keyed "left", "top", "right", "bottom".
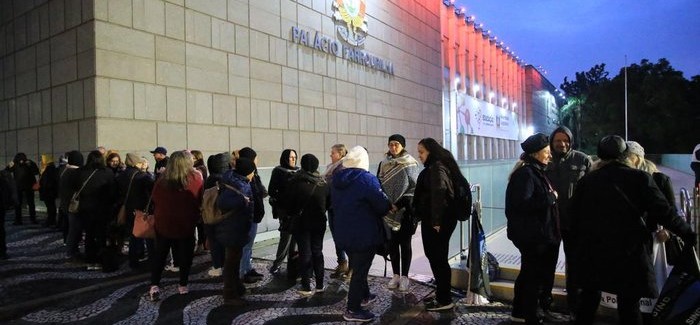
[
  {"left": 539, "top": 310, "right": 565, "bottom": 322},
  {"left": 510, "top": 316, "right": 526, "bottom": 323},
  {"left": 315, "top": 286, "right": 325, "bottom": 293},
  {"left": 331, "top": 260, "right": 349, "bottom": 278},
  {"left": 246, "top": 269, "right": 264, "bottom": 278},
  {"left": 425, "top": 300, "right": 454, "bottom": 311},
  {"left": 398, "top": 276, "right": 410, "bottom": 292},
  {"left": 149, "top": 285, "right": 160, "bottom": 301},
  {"left": 86, "top": 264, "right": 102, "bottom": 271},
  {"left": 243, "top": 275, "right": 261, "bottom": 283},
  {"left": 387, "top": 274, "right": 400, "bottom": 289},
  {"left": 269, "top": 264, "right": 281, "bottom": 274},
  {"left": 178, "top": 285, "right": 189, "bottom": 295},
  {"left": 298, "top": 287, "right": 314, "bottom": 297},
  {"left": 343, "top": 309, "right": 375, "bottom": 322},
  {"left": 164, "top": 265, "right": 179, "bottom": 272},
  {"left": 361, "top": 293, "right": 377, "bottom": 307},
  {"left": 207, "top": 267, "right": 223, "bottom": 277}
]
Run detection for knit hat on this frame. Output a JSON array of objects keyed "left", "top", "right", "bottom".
[
  {"left": 125, "top": 153, "right": 140, "bottom": 167},
  {"left": 521, "top": 133, "right": 549, "bottom": 154},
  {"left": 388, "top": 134, "right": 406, "bottom": 148},
  {"left": 300, "top": 154, "right": 319, "bottom": 173},
  {"left": 342, "top": 146, "right": 369, "bottom": 171},
  {"left": 66, "top": 150, "right": 84, "bottom": 167},
  {"left": 238, "top": 147, "right": 257, "bottom": 161},
  {"left": 625, "top": 141, "right": 645, "bottom": 159},
  {"left": 597, "top": 135, "right": 627, "bottom": 160},
  {"left": 235, "top": 157, "right": 256, "bottom": 176},
  {"left": 150, "top": 146, "right": 167, "bottom": 155}
]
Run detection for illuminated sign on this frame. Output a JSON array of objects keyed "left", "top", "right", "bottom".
[{"left": 456, "top": 92, "right": 519, "bottom": 140}]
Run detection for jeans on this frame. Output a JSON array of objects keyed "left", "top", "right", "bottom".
[
  {"left": 421, "top": 218, "right": 457, "bottom": 305},
  {"left": 328, "top": 209, "right": 347, "bottom": 263},
  {"left": 240, "top": 222, "right": 257, "bottom": 275},
  {"left": 389, "top": 234, "right": 413, "bottom": 276},
  {"left": 347, "top": 249, "right": 375, "bottom": 311},
  {"left": 512, "top": 242, "right": 560, "bottom": 321},
  {"left": 295, "top": 227, "right": 326, "bottom": 290},
  {"left": 151, "top": 235, "right": 196, "bottom": 286}
]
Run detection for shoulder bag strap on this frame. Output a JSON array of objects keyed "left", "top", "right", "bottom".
[
  {"left": 75, "top": 170, "right": 98, "bottom": 197},
  {"left": 123, "top": 170, "right": 138, "bottom": 203}
]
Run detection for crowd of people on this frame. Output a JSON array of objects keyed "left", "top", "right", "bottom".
[{"left": 1, "top": 130, "right": 697, "bottom": 324}]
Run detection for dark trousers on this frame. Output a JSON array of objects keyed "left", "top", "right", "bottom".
[
  {"left": 328, "top": 209, "right": 347, "bottom": 263},
  {"left": 57, "top": 208, "right": 69, "bottom": 243},
  {"left": 223, "top": 245, "right": 244, "bottom": 300},
  {"left": 66, "top": 213, "right": 83, "bottom": 258},
  {"left": 205, "top": 225, "right": 224, "bottom": 269},
  {"left": 82, "top": 212, "right": 108, "bottom": 264},
  {"left": 128, "top": 231, "right": 153, "bottom": 268},
  {"left": 347, "top": 249, "right": 375, "bottom": 311},
  {"left": 1, "top": 208, "right": 6, "bottom": 258},
  {"left": 271, "top": 230, "right": 294, "bottom": 269},
  {"left": 295, "top": 227, "right": 326, "bottom": 290},
  {"left": 43, "top": 198, "right": 57, "bottom": 225},
  {"left": 421, "top": 218, "right": 457, "bottom": 305},
  {"left": 512, "top": 242, "right": 560, "bottom": 321},
  {"left": 14, "top": 189, "right": 36, "bottom": 223},
  {"left": 389, "top": 234, "right": 412, "bottom": 276},
  {"left": 576, "top": 289, "right": 642, "bottom": 325},
  {"left": 151, "top": 235, "right": 195, "bottom": 286}
]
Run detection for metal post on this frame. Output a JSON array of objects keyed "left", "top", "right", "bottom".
[{"left": 624, "top": 55, "right": 628, "bottom": 140}]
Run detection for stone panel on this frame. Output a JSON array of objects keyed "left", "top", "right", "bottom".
[
  {"left": 249, "top": 30, "right": 269, "bottom": 61},
  {"left": 49, "top": 0, "right": 65, "bottom": 36},
  {"left": 212, "top": 18, "right": 235, "bottom": 52},
  {"left": 250, "top": 60, "right": 280, "bottom": 83},
  {"left": 66, "top": 81, "right": 84, "bottom": 121},
  {"left": 166, "top": 87, "right": 186, "bottom": 122},
  {"left": 16, "top": 70, "right": 36, "bottom": 96},
  {"left": 227, "top": 0, "right": 249, "bottom": 26},
  {"left": 251, "top": 128, "right": 283, "bottom": 164},
  {"left": 249, "top": 5, "right": 280, "bottom": 37},
  {"left": 250, "top": 99, "right": 270, "bottom": 129},
  {"left": 165, "top": 3, "right": 185, "bottom": 40},
  {"left": 156, "top": 122, "right": 187, "bottom": 152},
  {"left": 16, "top": 96, "right": 28, "bottom": 128},
  {"left": 298, "top": 106, "right": 314, "bottom": 132},
  {"left": 65, "top": 0, "right": 83, "bottom": 29},
  {"left": 133, "top": 0, "right": 165, "bottom": 35},
  {"left": 299, "top": 131, "right": 325, "bottom": 153},
  {"left": 83, "top": 78, "right": 95, "bottom": 118},
  {"left": 187, "top": 124, "right": 229, "bottom": 151},
  {"left": 314, "top": 108, "right": 328, "bottom": 132},
  {"left": 228, "top": 76, "right": 250, "bottom": 97},
  {"left": 95, "top": 21, "right": 154, "bottom": 58},
  {"left": 134, "top": 83, "right": 167, "bottom": 121},
  {"left": 250, "top": 79, "right": 281, "bottom": 102},
  {"left": 186, "top": 90, "right": 212, "bottom": 124},
  {"left": 269, "top": 37, "right": 286, "bottom": 66},
  {"left": 29, "top": 93, "right": 42, "bottom": 126},
  {"left": 186, "top": 0, "right": 226, "bottom": 20},
  {"left": 235, "top": 26, "right": 249, "bottom": 56},
  {"left": 51, "top": 57, "right": 78, "bottom": 86},
  {"left": 212, "top": 93, "right": 236, "bottom": 126},
  {"left": 288, "top": 104, "right": 299, "bottom": 130},
  {"left": 269, "top": 101, "right": 287, "bottom": 130},
  {"left": 17, "top": 128, "right": 37, "bottom": 156},
  {"left": 77, "top": 49, "right": 96, "bottom": 79},
  {"left": 228, "top": 53, "right": 250, "bottom": 77},
  {"left": 95, "top": 49, "right": 155, "bottom": 83},
  {"left": 38, "top": 125, "right": 52, "bottom": 155},
  {"left": 282, "top": 130, "right": 299, "bottom": 151},
  {"left": 51, "top": 85, "right": 67, "bottom": 123},
  {"left": 107, "top": 79, "right": 134, "bottom": 119},
  {"left": 97, "top": 119, "right": 157, "bottom": 151},
  {"left": 76, "top": 22, "right": 95, "bottom": 53},
  {"left": 229, "top": 126, "right": 251, "bottom": 149},
  {"left": 79, "top": 119, "right": 97, "bottom": 151},
  {"left": 108, "top": 0, "right": 133, "bottom": 27},
  {"left": 185, "top": 9, "right": 211, "bottom": 47},
  {"left": 52, "top": 122, "right": 79, "bottom": 155},
  {"left": 236, "top": 97, "right": 250, "bottom": 127},
  {"left": 156, "top": 61, "right": 186, "bottom": 87}
]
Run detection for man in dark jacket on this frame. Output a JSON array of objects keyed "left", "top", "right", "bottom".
[
  {"left": 150, "top": 146, "right": 169, "bottom": 178},
  {"left": 570, "top": 135, "right": 697, "bottom": 325},
  {"left": 545, "top": 126, "right": 591, "bottom": 319},
  {"left": 7, "top": 153, "right": 40, "bottom": 225},
  {"left": 237, "top": 147, "right": 268, "bottom": 283}
]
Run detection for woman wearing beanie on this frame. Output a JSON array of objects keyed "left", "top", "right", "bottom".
[
  {"left": 282, "top": 154, "right": 329, "bottom": 295},
  {"left": 505, "top": 133, "right": 560, "bottom": 324},
  {"left": 412, "top": 138, "right": 462, "bottom": 311},
  {"left": 332, "top": 146, "right": 392, "bottom": 322},
  {"left": 377, "top": 134, "right": 420, "bottom": 292},
  {"left": 203, "top": 152, "right": 232, "bottom": 277},
  {"left": 215, "top": 157, "right": 255, "bottom": 306},
  {"left": 268, "top": 149, "right": 300, "bottom": 275},
  {"left": 236, "top": 147, "right": 268, "bottom": 283}
]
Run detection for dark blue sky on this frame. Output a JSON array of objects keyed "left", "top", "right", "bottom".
[{"left": 454, "top": 0, "right": 700, "bottom": 87}]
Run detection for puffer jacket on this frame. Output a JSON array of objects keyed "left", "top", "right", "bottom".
[
  {"left": 413, "top": 159, "right": 453, "bottom": 228},
  {"left": 331, "top": 168, "right": 391, "bottom": 252},
  {"left": 215, "top": 170, "right": 254, "bottom": 247}
]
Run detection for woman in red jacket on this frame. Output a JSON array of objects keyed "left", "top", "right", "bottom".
[{"left": 148, "top": 150, "right": 204, "bottom": 301}]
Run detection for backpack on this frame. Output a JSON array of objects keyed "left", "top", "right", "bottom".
[
  {"left": 486, "top": 252, "right": 500, "bottom": 282},
  {"left": 0, "top": 170, "right": 18, "bottom": 210},
  {"left": 201, "top": 185, "right": 225, "bottom": 225},
  {"left": 451, "top": 173, "right": 473, "bottom": 221}
]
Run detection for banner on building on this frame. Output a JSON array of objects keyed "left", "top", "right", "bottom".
[{"left": 456, "top": 92, "right": 519, "bottom": 140}]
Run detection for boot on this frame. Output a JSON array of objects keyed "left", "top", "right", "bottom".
[{"left": 331, "top": 260, "right": 348, "bottom": 278}]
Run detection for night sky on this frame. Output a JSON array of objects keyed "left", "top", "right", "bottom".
[{"left": 453, "top": 0, "right": 700, "bottom": 87}]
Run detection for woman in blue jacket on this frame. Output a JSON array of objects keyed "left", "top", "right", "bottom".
[{"left": 331, "top": 146, "right": 392, "bottom": 323}]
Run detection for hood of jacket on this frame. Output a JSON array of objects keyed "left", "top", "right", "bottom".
[
  {"left": 550, "top": 126, "right": 574, "bottom": 158},
  {"left": 207, "top": 152, "right": 230, "bottom": 176},
  {"left": 293, "top": 170, "right": 325, "bottom": 186},
  {"left": 333, "top": 168, "right": 367, "bottom": 190}
]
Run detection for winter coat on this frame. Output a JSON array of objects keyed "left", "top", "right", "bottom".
[
  {"left": 116, "top": 167, "right": 154, "bottom": 219},
  {"left": 377, "top": 151, "right": 420, "bottom": 238},
  {"left": 331, "top": 168, "right": 391, "bottom": 252},
  {"left": 268, "top": 164, "right": 298, "bottom": 218},
  {"left": 151, "top": 172, "right": 203, "bottom": 239},
  {"left": 570, "top": 161, "right": 694, "bottom": 297},
  {"left": 283, "top": 170, "right": 329, "bottom": 233},
  {"left": 250, "top": 172, "right": 267, "bottom": 223},
  {"left": 58, "top": 166, "right": 80, "bottom": 211},
  {"left": 413, "top": 160, "right": 454, "bottom": 228},
  {"left": 71, "top": 167, "right": 117, "bottom": 216},
  {"left": 215, "top": 170, "right": 254, "bottom": 247},
  {"left": 8, "top": 159, "right": 39, "bottom": 190},
  {"left": 505, "top": 157, "right": 560, "bottom": 246},
  {"left": 546, "top": 126, "right": 592, "bottom": 231},
  {"left": 39, "top": 164, "right": 59, "bottom": 201}
]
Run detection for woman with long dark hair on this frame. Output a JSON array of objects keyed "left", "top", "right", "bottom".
[
  {"left": 148, "top": 150, "right": 203, "bottom": 301},
  {"left": 413, "top": 137, "right": 462, "bottom": 311}
]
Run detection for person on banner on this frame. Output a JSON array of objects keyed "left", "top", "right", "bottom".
[
  {"left": 283, "top": 154, "right": 329, "bottom": 296},
  {"left": 147, "top": 150, "right": 203, "bottom": 301},
  {"left": 569, "top": 135, "right": 697, "bottom": 325},
  {"left": 332, "top": 146, "right": 393, "bottom": 322},
  {"left": 545, "top": 126, "right": 591, "bottom": 321},
  {"left": 215, "top": 157, "right": 255, "bottom": 307},
  {"left": 413, "top": 137, "right": 463, "bottom": 312},
  {"left": 268, "top": 149, "right": 300, "bottom": 275},
  {"left": 377, "top": 134, "right": 420, "bottom": 292},
  {"left": 505, "top": 133, "right": 561, "bottom": 325}
]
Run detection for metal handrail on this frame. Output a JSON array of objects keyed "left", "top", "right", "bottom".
[
  {"left": 680, "top": 187, "right": 700, "bottom": 254},
  {"left": 680, "top": 188, "right": 692, "bottom": 223}
]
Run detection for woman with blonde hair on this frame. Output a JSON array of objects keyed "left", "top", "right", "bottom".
[{"left": 148, "top": 150, "right": 204, "bottom": 301}]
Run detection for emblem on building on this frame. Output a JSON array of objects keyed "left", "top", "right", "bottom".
[{"left": 332, "top": 0, "right": 368, "bottom": 46}]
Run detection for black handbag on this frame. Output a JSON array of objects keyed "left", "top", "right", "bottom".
[{"left": 664, "top": 234, "right": 684, "bottom": 266}]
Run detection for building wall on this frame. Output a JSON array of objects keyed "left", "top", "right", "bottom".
[{"left": 0, "top": 0, "right": 443, "bottom": 167}]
